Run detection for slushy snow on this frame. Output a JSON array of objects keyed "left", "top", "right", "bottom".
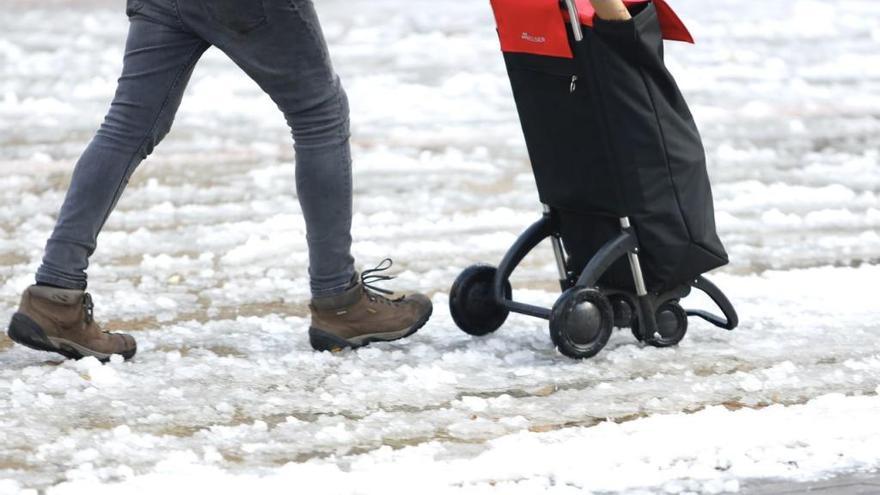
[{"left": 1, "top": 0, "right": 879, "bottom": 493}]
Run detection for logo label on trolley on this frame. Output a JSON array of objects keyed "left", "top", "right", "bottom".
[{"left": 520, "top": 32, "right": 547, "bottom": 44}]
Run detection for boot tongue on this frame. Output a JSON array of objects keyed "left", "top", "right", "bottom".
[{"left": 29, "top": 285, "right": 84, "bottom": 306}]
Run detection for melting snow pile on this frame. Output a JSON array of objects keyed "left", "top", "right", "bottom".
[{"left": 1, "top": 0, "right": 879, "bottom": 493}]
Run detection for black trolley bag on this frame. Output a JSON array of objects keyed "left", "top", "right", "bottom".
[{"left": 450, "top": 0, "right": 739, "bottom": 359}]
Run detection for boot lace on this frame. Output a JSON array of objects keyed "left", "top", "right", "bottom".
[{"left": 361, "top": 258, "right": 404, "bottom": 304}]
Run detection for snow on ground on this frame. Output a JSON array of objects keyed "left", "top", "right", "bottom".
[{"left": 1, "top": 0, "right": 879, "bottom": 493}]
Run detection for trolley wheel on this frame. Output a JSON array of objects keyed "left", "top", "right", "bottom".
[
  {"left": 449, "top": 265, "right": 511, "bottom": 336},
  {"left": 549, "top": 288, "right": 614, "bottom": 360},
  {"left": 632, "top": 302, "right": 688, "bottom": 347},
  {"left": 609, "top": 295, "right": 635, "bottom": 329}
]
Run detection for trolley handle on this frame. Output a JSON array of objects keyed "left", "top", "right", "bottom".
[
  {"left": 561, "top": 0, "right": 584, "bottom": 41},
  {"left": 686, "top": 276, "right": 738, "bottom": 330}
]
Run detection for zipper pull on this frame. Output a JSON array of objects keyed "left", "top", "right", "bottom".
[{"left": 570, "top": 75, "right": 578, "bottom": 93}]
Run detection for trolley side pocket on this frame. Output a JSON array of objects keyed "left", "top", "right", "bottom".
[{"left": 587, "top": 2, "right": 728, "bottom": 288}]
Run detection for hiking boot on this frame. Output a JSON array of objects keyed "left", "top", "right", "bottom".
[
  {"left": 309, "top": 259, "right": 433, "bottom": 352},
  {"left": 7, "top": 285, "right": 137, "bottom": 361}
]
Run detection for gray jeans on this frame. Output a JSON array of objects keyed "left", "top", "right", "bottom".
[{"left": 36, "top": 0, "right": 356, "bottom": 297}]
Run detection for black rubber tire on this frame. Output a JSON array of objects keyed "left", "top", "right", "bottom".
[
  {"left": 549, "top": 288, "right": 613, "bottom": 360},
  {"left": 609, "top": 295, "right": 635, "bottom": 329},
  {"left": 449, "top": 265, "right": 511, "bottom": 336},
  {"left": 632, "top": 301, "right": 688, "bottom": 347}
]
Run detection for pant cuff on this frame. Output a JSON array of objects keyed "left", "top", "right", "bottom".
[
  {"left": 311, "top": 270, "right": 357, "bottom": 299},
  {"left": 34, "top": 272, "right": 87, "bottom": 291}
]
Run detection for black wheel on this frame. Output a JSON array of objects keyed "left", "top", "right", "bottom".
[
  {"left": 609, "top": 295, "right": 635, "bottom": 329},
  {"left": 449, "top": 265, "right": 511, "bottom": 336},
  {"left": 549, "top": 288, "right": 614, "bottom": 360},
  {"left": 632, "top": 301, "right": 688, "bottom": 347}
]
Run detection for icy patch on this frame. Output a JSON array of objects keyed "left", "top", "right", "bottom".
[
  {"left": 42, "top": 394, "right": 880, "bottom": 494},
  {"left": 2, "top": 0, "right": 880, "bottom": 492},
  {"left": 2, "top": 266, "right": 880, "bottom": 492}
]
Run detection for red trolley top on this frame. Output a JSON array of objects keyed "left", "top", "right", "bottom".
[{"left": 491, "top": 0, "right": 694, "bottom": 59}]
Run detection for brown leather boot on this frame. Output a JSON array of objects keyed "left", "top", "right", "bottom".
[
  {"left": 7, "top": 285, "right": 137, "bottom": 361},
  {"left": 309, "top": 261, "right": 433, "bottom": 352}
]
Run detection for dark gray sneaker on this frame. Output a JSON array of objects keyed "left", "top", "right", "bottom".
[
  {"left": 309, "top": 260, "right": 432, "bottom": 352},
  {"left": 7, "top": 285, "right": 137, "bottom": 361}
]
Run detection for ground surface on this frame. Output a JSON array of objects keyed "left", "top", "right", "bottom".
[
  {"left": 745, "top": 471, "right": 880, "bottom": 495},
  {"left": 1, "top": 0, "right": 879, "bottom": 494}
]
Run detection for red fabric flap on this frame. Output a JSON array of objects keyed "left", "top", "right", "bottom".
[
  {"left": 490, "top": 0, "right": 575, "bottom": 58},
  {"left": 648, "top": 0, "right": 694, "bottom": 43},
  {"left": 492, "top": 0, "right": 694, "bottom": 58}
]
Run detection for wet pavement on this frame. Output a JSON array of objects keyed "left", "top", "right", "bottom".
[{"left": 1, "top": 0, "right": 879, "bottom": 493}]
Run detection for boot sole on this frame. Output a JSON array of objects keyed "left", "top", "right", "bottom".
[
  {"left": 7, "top": 313, "right": 136, "bottom": 362},
  {"left": 309, "top": 307, "right": 433, "bottom": 352}
]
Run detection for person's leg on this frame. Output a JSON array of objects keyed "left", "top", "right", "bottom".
[
  {"left": 179, "top": 0, "right": 432, "bottom": 350},
  {"left": 181, "top": 0, "right": 354, "bottom": 297},
  {"left": 36, "top": 12, "right": 209, "bottom": 290},
  {"left": 9, "top": 7, "right": 210, "bottom": 361}
]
